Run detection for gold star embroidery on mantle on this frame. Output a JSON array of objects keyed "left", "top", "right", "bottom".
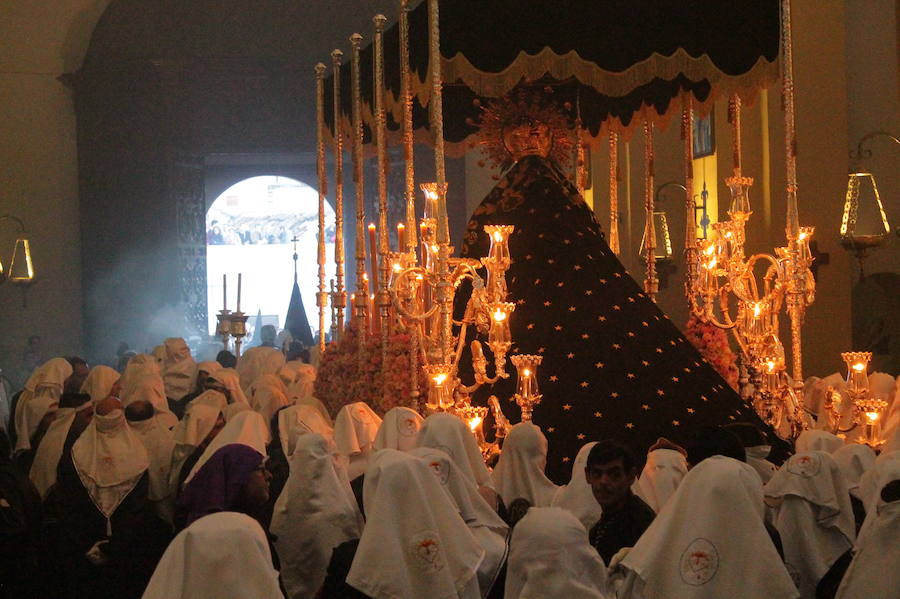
[
  {"left": 642, "top": 404, "right": 650, "bottom": 410},
  {"left": 581, "top": 333, "right": 590, "bottom": 339},
  {"left": 549, "top": 375, "right": 558, "bottom": 382},
  {"left": 580, "top": 381, "right": 589, "bottom": 388},
  {"left": 544, "top": 300, "right": 552, "bottom": 306},
  {"left": 563, "top": 404, "right": 572, "bottom": 411},
  {"left": 554, "top": 325, "right": 563, "bottom": 331},
  {"left": 625, "top": 423, "right": 634, "bottom": 429},
  {"left": 577, "top": 433, "right": 585, "bottom": 440},
  {"left": 594, "top": 412, "right": 603, "bottom": 418},
  {"left": 566, "top": 352, "right": 575, "bottom": 359},
  {"left": 595, "top": 362, "right": 605, "bottom": 368}
]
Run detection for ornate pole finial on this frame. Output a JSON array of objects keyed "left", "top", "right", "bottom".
[
  {"left": 643, "top": 121, "right": 658, "bottom": 301},
  {"left": 315, "top": 62, "right": 329, "bottom": 351},
  {"left": 400, "top": 0, "right": 418, "bottom": 256}
]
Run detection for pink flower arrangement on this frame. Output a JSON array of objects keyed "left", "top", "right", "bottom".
[
  {"left": 684, "top": 314, "right": 740, "bottom": 391},
  {"left": 315, "top": 321, "right": 427, "bottom": 417}
]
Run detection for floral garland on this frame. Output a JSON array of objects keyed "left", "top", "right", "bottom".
[
  {"left": 684, "top": 314, "right": 740, "bottom": 391},
  {"left": 314, "top": 321, "right": 427, "bottom": 417}
]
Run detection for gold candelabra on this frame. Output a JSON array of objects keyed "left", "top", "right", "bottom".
[
  {"left": 823, "top": 352, "right": 889, "bottom": 447},
  {"left": 688, "top": 97, "right": 815, "bottom": 440}
]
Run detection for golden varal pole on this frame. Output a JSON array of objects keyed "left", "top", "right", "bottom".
[
  {"left": 682, "top": 100, "right": 698, "bottom": 306},
  {"left": 399, "top": 0, "right": 420, "bottom": 408},
  {"left": 374, "top": 14, "right": 392, "bottom": 394},
  {"left": 400, "top": 0, "right": 418, "bottom": 257},
  {"left": 782, "top": 0, "right": 806, "bottom": 383},
  {"left": 608, "top": 131, "right": 620, "bottom": 255},
  {"left": 331, "top": 50, "right": 347, "bottom": 342},
  {"left": 315, "top": 62, "right": 329, "bottom": 352},
  {"left": 427, "top": 0, "right": 452, "bottom": 366},
  {"left": 643, "top": 121, "right": 658, "bottom": 301},
  {"left": 350, "top": 32, "right": 369, "bottom": 339}
]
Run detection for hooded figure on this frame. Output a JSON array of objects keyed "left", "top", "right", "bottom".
[
  {"left": 125, "top": 404, "right": 176, "bottom": 504},
  {"left": 411, "top": 446, "right": 509, "bottom": 597},
  {"left": 160, "top": 338, "right": 198, "bottom": 402},
  {"left": 237, "top": 346, "right": 286, "bottom": 394},
  {"left": 617, "top": 456, "right": 797, "bottom": 599},
  {"left": 248, "top": 373, "right": 290, "bottom": 429},
  {"left": 460, "top": 144, "right": 778, "bottom": 483},
  {"left": 168, "top": 401, "right": 225, "bottom": 501},
  {"left": 373, "top": 406, "right": 424, "bottom": 452},
  {"left": 118, "top": 354, "right": 161, "bottom": 395},
  {"left": 764, "top": 451, "right": 856, "bottom": 598},
  {"left": 271, "top": 433, "right": 363, "bottom": 599},
  {"left": 832, "top": 443, "right": 876, "bottom": 501},
  {"left": 183, "top": 410, "right": 269, "bottom": 486},
  {"left": 491, "top": 422, "right": 559, "bottom": 508},
  {"left": 177, "top": 443, "right": 268, "bottom": 528},
  {"left": 794, "top": 429, "right": 844, "bottom": 454},
  {"left": 506, "top": 507, "right": 608, "bottom": 599},
  {"left": 415, "top": 412, "right": 496, "bottom": 505},
  {"left": 121, "top": 375, "right": 178, "bottom": 429},
  {"left": 345, "top": 449, "right": 484, "bottom": 599},
  {"left": 279, "top": 361, "right": 317, "bottom": 399},
  {"left": 13, "top": 357, "right": 72, "bottom": 453},
  {"left": 277, "top": 404, "right": 334, "bottom": 457},
  {"left": 551, "top": 441, "right": 604, "bottom": 530},
  {"left": 633, "top": 448, "right": 688, "bottom": 513},
  {"left": 29, "top": 397, "right": 93, "bottom": 500},
  {"left": 142, "top": 511, "right": 282, "bottom": 599},
  {"left": 79, "top": 365, "right": 121, "bottom": 405},
  {"left": 333, "top": 402, "right": 382, "bottom": 481},
  {"left": 205, "top": 368, "right": 251, "bottom": 419}
]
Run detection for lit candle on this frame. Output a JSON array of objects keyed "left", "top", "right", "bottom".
[
  {"left": 397, "top": 222, "right": 406, "bottom": 251},
  {"left": 223, "top": 274, "right": 227, "bottom": 311},
  {"left": 368, "top": 223, "right": 380, "bottom": 297},
  {"left": 236, "top": 273, "right": 242, "bottom": 313}
]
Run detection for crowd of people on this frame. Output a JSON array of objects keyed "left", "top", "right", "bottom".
[{"left": 1, "top": 337, "right": 899, "bottom": 599}]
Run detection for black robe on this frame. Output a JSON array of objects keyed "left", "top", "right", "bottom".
[{"left": 460, "top": 155, "right": 781, "bottom": 483}]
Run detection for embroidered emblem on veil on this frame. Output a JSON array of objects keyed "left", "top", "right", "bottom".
[{"left": 679, "top": 538, "right": 719, "bottom": 586}]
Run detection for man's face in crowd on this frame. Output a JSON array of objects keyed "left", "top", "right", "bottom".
[{"left": 585, "top": 458, "right": 636, "bottom": 509}]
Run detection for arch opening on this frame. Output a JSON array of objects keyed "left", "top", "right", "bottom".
[{"left": 206, "top": 175, "right": 335, "bottom": 344}]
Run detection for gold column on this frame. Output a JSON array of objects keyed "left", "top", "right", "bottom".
[
  {"left": 350, "top": 33, "right": 369, "bottom": 337},
  {"left": 315, "top": 62, "right": 329, "bottom": 352},
  {"left": 643, "top": 121, "right": 658, "bottom": 301},
  {"left": 374, "top": 14, "right": 392, "bottom": 397},
  {"left": 331, "top": 49, "right": 347, "bottom": 341},
  {"left": 400, "top": 0, "right": 418, "bottom": 256},
  {"left": 782, "top": 0, "right": 805, "bottom": 383},
  {"left": 608, "top": 131, "right": 620, "bottom": 255},
  {"left": 682, "top": 101, "right": 698, "bottom": 306}
]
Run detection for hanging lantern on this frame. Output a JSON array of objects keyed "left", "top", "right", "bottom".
[
  {"left": 840, "top": 172, "right": 891, "bottom": 253},
  {"left": 639, "top": 211, "right": 673, "bottom": 261}
]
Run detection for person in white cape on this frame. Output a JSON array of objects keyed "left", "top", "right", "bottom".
[
  {"left": 236, "top": 345, "right": 285, "bottom": 394},
  {"left": 123, "top": 397, "right": 176, "bottom": 519},
  {"left": 794, "top": 429, "right": 844, "bottom": 454},
  {"left": 13, "top": 357, "right": 72, "bottom": 454},
  {"left": 632, "top": 447, "right": 688, "bottom": 513},
  {"left": 415, "top": 412, "right": 498, "bottom": 509},
  {"left": 182, "top": 410, "right": 269, "bottom": 486},
  {"left": 411, "top": 446, "right": 509, "bottom": 598},
  {"left": 277, "top": 403, "right": 334, "bottom": 457},
  {"left": 505, "top": 507, "right": 609, "bottom": 599},
  {"left": 142, "top": 511, "right": 282, "bottom": 599},
  {"left": 835, "top": 458, "right": 900, "bottom": 599},
  {"left": 120, "top": 374, "right": 178, "bottom": 429},
  {"left": 345, "top": 449, "right": 484, "bottom": 599},
  {"left": 333, "top": 402, "right": 382, "bottom": 481},
  {"left": 168, "top": 397, "right": 226, "bottom": 502},
  {"left": 247, "top": 373, "right": 290, "bottom": 430},
  {"left": 270, "top": 433, "right": 363, "bottom": 599},
  {"left": 29, "top": 393, "right": 93, "bottom": 500},
  {"left": 160, "top": 337, "right": 198, "bottom": 402},
  {"left": 79, "top": 365, "right": 121, "bottom": 405},
  {"left": 764, "top": 451, "right": 856, "bottom": 599},
  {"left": 491, "top": 422, "right": 559, "bottom": 509},
  {"left": 373, "top": 406, "right": 424, "bottom": 452},
  {"left": 615, "top": 456, "right": 798, "bottom": 599},
  {"left": 832, "top": 443, "right": 876, "bottom": 530},
  {"left": 551, "top": 441, "right": 604, "bottom": 530}
]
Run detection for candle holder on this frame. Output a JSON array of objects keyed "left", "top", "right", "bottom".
[
  {"left": 229, "top": 311, "right": 250, "bottom": 358},
  {"left": 216, "top": 309, "right": 232, "bottom": 351},
  {"left": 510, "top": 354, "right": 543, "bottom": 421},
  {"left": 423, "top": 364, "right": 454, "bottom": 411}
]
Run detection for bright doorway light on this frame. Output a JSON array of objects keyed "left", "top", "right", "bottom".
[{"left": 206, "top": 176, "right": 335, "bottom": 340}]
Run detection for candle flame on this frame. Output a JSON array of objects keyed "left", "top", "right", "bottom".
[
  {"left": 467, "top": 416, "right": 482, "bottom": 431},
  {"left": 425, "top": 190, "right": 438, "bottom": 201},
  {"left": 798, "top": 231, "right": 808, "bottom": 241},
  {"left": 432, "top": 372, "right": 448, "bottom": 385},
  {"left": 368, "top": 223, "right": 375, "bottom": 230},
  {"left": 430, "top": 244, "right": 439, "bottom": 253},
  {"left": 865, "top": 411, "right": 879, "bottom": 423},
  {"left": 523, "top": 368, "right": 531, "bottom": 376},
  {"left": 492, "top": 309, "right": 507, "bottom": 322},
  {"left": 852, "top": 362, "right": 866, "bottom": 372},
  {"left": 704, "top": 244, "right": 716, "bottom": 256},
  {"left": 753, "top": 303, "right": 762, "bottom": 317},
  {"left": 392, "top": 262, "right": 402, "bottom": 272},
  {"left": 492, "top": 231, "right": 503, "bottom": 242},
  {"left": 766, "top": 360, "right": 776, "bottom": 373}
]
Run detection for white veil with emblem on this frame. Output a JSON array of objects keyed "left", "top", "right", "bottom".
[
  {"left": 346, "top": 449, "right": 484, "bottom": 599},
  {"left": 618, "top": 456, "right": 797, "bottom": 599}
]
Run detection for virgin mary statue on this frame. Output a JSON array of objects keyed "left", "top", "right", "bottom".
[{"left": 461, "top": 90, "right": 775, "bottom": 483}]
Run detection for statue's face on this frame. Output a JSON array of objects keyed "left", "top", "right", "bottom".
[{"left": 502, "top": 120, "right": 552, "bottom": 161}]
